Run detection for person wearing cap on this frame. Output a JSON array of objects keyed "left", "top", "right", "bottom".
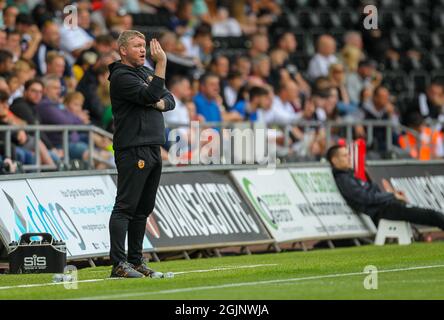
[{"left": 346, "top": 59, "right": 382, "bottom": 105}]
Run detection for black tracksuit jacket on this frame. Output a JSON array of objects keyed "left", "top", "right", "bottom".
[
  {"left": 108, "top": 61, "right": 175, "bottom": 150},
  {"left": 332, "top": 168, "right": 396, "bottom": 217}
]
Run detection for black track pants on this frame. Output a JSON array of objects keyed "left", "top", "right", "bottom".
[
  {"left": 375, "top": 200, "right": 444, "bottom": 230},
  {"left": 109, "top": 145, "right": 162, "bottom": 266}
]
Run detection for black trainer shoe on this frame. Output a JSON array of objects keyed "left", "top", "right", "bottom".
[
  {"left": 132, "top": 260, "right": 163, "bottom": 278},
  {"left": 110, "top": 261, "right": 144, "bottom": 278}
]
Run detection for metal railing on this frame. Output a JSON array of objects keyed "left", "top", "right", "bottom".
[
  {"left": 0, "top": 125, "right": 113, "bottom": 172},
  {"left": 164, "top": 119, "right": 433, "bottom": 163},
  {"left": 0, "top": 119, "right": 437, "bottom": 172}
]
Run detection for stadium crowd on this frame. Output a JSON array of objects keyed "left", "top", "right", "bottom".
[{"left": 0, "top": 0, "right": 444, "bottom": 173}]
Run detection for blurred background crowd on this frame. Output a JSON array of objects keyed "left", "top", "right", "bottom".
[{"left": 0, "top": 0, "right": 444, "bottom": 172}]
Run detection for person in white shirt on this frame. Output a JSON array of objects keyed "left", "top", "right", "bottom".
[
  {"left": 263, "top": 80, "right": 302, "bottom": 125},
  {"left": 165, "top": 75, "right": 194, "bottom": 155},
  {"left": 307, "top": 34, "right": 338, "bottom": 81}
]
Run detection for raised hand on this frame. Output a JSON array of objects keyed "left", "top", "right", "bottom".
[{"left": 150, "top": 38, "right": 166, "bottom": 64}]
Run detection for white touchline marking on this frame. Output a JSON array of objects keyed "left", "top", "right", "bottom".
[
  {"left": 74, "top": 264, "right": 444, "bottom": 300},
  {"left": 0, "top": 264, "right": 278, "bottom": 291}
]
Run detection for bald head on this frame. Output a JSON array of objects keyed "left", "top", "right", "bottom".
[{"left": 317, "top": 35, "right": 336, "bottom": 56}]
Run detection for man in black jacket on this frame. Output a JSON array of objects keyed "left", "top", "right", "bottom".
[
  {"left": 327, "top": 145, "right": 444, "bottom": 230},
  {"left": 108, "top": 30, "right": 175, "bottom": 278}
]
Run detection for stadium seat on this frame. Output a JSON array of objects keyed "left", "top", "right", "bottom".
[
  {"left": 382, "top": 71, "right": 411, "bottom": 95},
  {"left": 432, "top": 8, "right": 444, "bottom": 28},
  {"left": 374, "top": 219, "right": 413, "bottom": 245},
  {"left": 131, "top": 13, "right": 171, "bottom": 27},
  {"left": 431, "top": 70, "right": 444, "bottom": 84},
  {"left": 337, "top": 10, "right": 360, "bottom": 29},
  {"left": 298, "top": 10, "right": 321, "bottom": 29},
  {"left": 405, "top": 8, "right": 430, "bottom": 29},
  {"left": 380, "top": 10, "right": 404, "bottom": 29},
  {"left": 379, "top": 0, "right": 402, "bottom": 9},
  {"left": 213, "top": 36, "right": 250, "bottom": 50},
  {"left": 410, "top": 70, "right": 431, "bottom": 94}
]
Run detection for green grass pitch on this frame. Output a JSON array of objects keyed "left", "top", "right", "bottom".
[{"left": 1, "top": 242, "right": 444, "bottom": 300}]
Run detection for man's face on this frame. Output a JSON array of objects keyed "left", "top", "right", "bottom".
[
  {"left": 44, "top": 80, "right": 62, "bottom": 102},
  {"left": 174, "top": 79, "right": 192, "bottom": 101},
  {"left": 0, "top": 57, "right": 13, "bottom": 74},
  {"left": 427, "top": 84, "right": 444, "bottom": 105},
  {"left": 373, "top": 88, "right": 390, "bottom": 110},
  {"left": 201, "top": 77, "right": 220, "bottom": 100},
  {"left": 25, "top": 83, "right": 43, "bottom": 105},
  {"left": 281, "top": 33, "right": 297, "bottom": 53},
  {"left": 253, "top": 35, "right": 269, "bottom": 53},
  {"left": 257, "top": 94, "right": 272, "bottom": 110},
  {"left": 332, "top": 147, "right": 352, "bottom": 171},
  {"left": 4, "top": 6, "right": 18, "bottom": 27},
  {"left": 121, "top": 36, "right": 146, "bottom": 68},
  {"left": 43, "top": 24, "right": 60, "bottom": 48},
  {"left": 67, "top": 98, "right": 83, "bottom": 114},
  {"left": 215, "top": 57, "right": 229, "bottom": 78},
  {"left": 48, "top": 57, "right": 65, "bottom": 78}
]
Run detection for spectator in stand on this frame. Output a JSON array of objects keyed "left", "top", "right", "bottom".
[
  {"left": 37, "top": 75, "right": 89, "bottom": 161},
  {"left": 307, "top": 34, "right": 338, "bottom": 81},
  {"left": 5, "top": 30, "right": 22, "bottom": 62},
  {"left": 406, "top": 82, "right": 444, "bottom": 121},
  {"left": 223, "top": 71, "right": 244, "bottom": 109},
  {"left": 210, "top": 55, "right": 229, "bottom": 83},
  {"left": 64, "top": 91, "right": 114, "bottom": 168},
  {"left": 10, "top": 79, "right": 57, "bottom": 154},
  {"left": 399, "top": 112, "right": 444, "bottom": 161},
  {"left": 346, "top": 59, "right": 382, "bottom": 106},
  {"left": 90, "top": 0, "right": 121, "bottom": 34},
  {"left": 342, "top": 31, "right": 365, "bottom": 61},
  {"left": 59, "top": 9, "right": 94, "bottom": 60},
  {"left": 8, "top": 59, "right": 36, "bottom": 104},
  {"left": 170, "top": 0, "right": 195, "bottom": 37},
  {"left": 0, "top": 49, "right": 14, "bottom": 78},
  {"left": 269, "top": 47, "right": 311, "bottom": 96},
  {"left": 211, "top": 6, "right": 242, "bottom": 37},
  {"left": 264, "top": 80, "right": 302, "bottom": 125},
  {"left": 181, "top": 23, "right": 214, "bottom": 67},
  {"left": 33, "top": 21, "right": 72, "bottom": 77},
  {"left": 77, "top": 7, "right": 97, "bottom": 39},
  {"left": 233, "top": 55, "right": 252, "bottom": 83},
  {"left": 340, "top": 44, "right": 361, "bottom": 73},
  {"left": 159, "top": 31, "right": 199, "bottom": 79},
  {"left": 165, "top": 75, "right": 200, "bottom": 157},
  {"left": 232, "top": 85, "right": 272, "bottom": 122},
  {"left": 248, "top": 33, "right": 269, "bottom": 60},
  {"left": 0, "top": 88, "right": 53, "bottom": 166},
  {"left": 328, "top": 63, "right": 357, "bottom": 117},
  {"left": 46, "top": 51, "right": 69, "bottom": 97},
  {"left": 3, "top": 5, "right": 19, "bottom": 32},
  {"left": 360, "top": 86, "right": 400, "bottom": 153},
  {"left": 76, "top": 54, "right": 117, "bottom": 126},
  {"left": 250, "top": 54, "right": 271, "bottom": 85},
  {"left": 14, "top": 15, "right": 42, "bottom": 62},
  {"left": 194, "top": 72, "right": 243, "bottom": 124}
]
